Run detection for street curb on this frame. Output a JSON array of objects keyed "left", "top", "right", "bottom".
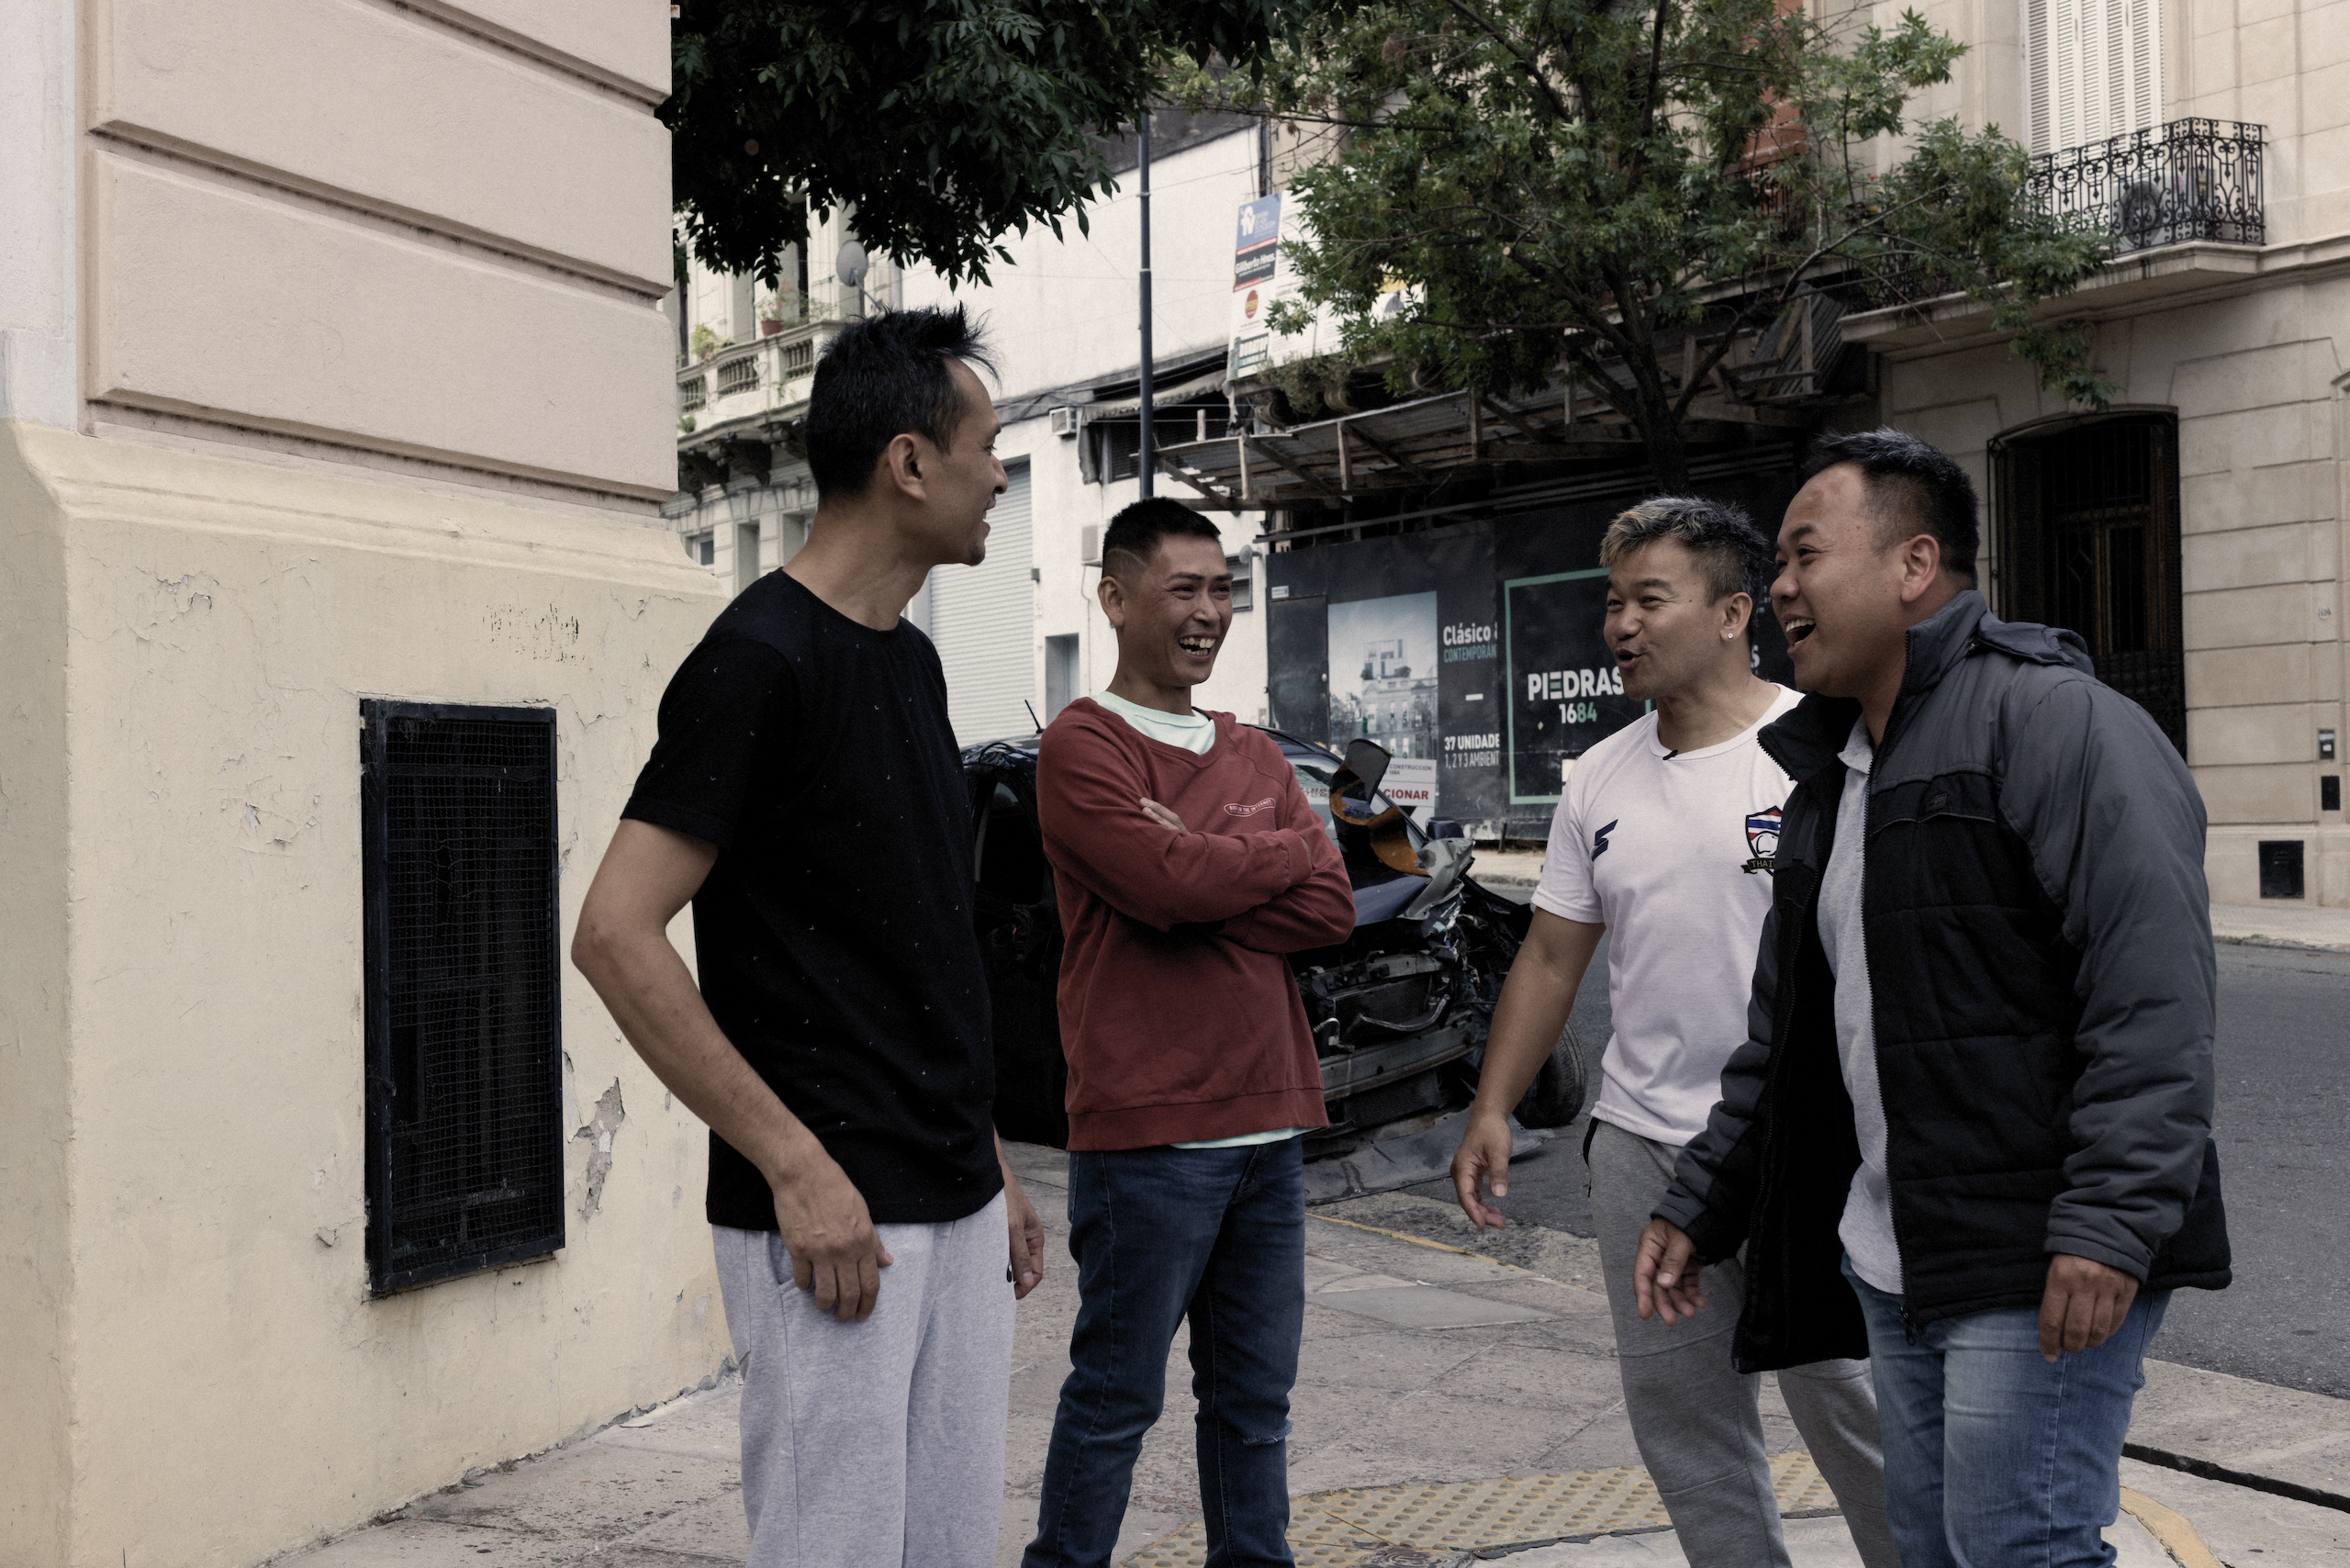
[
  {"left": 2124, "top": 1441, "right": 2350, "bottom": 1518},
  {"left": 2211, "top": 931, "right": 2350, "bottom": 955},
  {"left": 2118, "top": 1485, "right": 2223, "bottom": 1568}
]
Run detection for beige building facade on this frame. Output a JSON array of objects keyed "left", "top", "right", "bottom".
[
  {"left": 2, "top": 6, "right": 733, "bottom": 1566},
  {"left": 1842, "top": 0, "right": 2350, "bottom": 904}
]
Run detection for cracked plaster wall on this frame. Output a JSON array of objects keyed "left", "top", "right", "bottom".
[{"left": 2, "top": 420, "right": 733, "bottom": 1567}]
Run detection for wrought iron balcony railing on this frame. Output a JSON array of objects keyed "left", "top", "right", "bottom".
[
  {"left": 1863, "top": 118, "right": 2266, "bottom": 307},
  {"left": 2028, "top": 118, "right": 2266, "bottom": 253}
]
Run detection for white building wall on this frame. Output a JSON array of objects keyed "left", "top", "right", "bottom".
[{"left": 900, "top": 128, "right": 1275, "bottom": 734}]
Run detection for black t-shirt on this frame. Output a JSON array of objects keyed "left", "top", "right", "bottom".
[{"left": 621, "top": 571, "right": 1002, "bottom": 1227}]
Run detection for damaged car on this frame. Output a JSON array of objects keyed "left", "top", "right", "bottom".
[{"left": 965, "top": 729, "right": 1585, "bottom": 1182}]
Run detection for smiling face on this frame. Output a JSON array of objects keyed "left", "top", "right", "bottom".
[
  {"left": 910, "top": 358, "right": 1007, "bottom": 568},
  {"left": 1772, "top": 463, "right": 1926, "bottom": 700},
  {"left": 1099, "top": 533, "right": 1234, "bottom": 705},
  {"left": 1605, "top": 537, "right": 1751, "bottom": 702}
]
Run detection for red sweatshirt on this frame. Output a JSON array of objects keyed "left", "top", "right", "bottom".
[{"left": 1036, "top": 699, "right": 1357, "bottom": 1149}]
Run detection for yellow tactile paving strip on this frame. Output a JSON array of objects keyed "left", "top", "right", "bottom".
[{"left": 1122, "top": 1450, "right": 1830, "bottom": 1566}]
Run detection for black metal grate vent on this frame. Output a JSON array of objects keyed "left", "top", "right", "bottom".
[{"left": 362, "top": 702, "right": 564, "bottom": 1294}]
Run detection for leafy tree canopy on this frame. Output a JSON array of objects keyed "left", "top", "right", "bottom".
[
  {"left": 666, "top": 1, "right": 1321, "bottom": 286},
  {"left": 1184, "top": 0, "right": 2115, "bottom": 487}
]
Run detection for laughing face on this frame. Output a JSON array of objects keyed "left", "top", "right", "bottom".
[
  {"left": 1100, "top": 532, "right": 1234, "bottom": 704},
  {"left": 1605, "top": 537, "right": 1750, "bottom": 702},
  {"left": 1771, "top": 463, "right": 1919, "bottom": 700}
]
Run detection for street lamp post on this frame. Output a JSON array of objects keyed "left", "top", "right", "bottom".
[{"left": 1137, "top": 111, "right": 1154, "bottom": 498}]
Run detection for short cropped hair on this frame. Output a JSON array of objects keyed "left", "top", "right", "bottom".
[
  {"left": 1600, "top": 495, "right": 1775, "bottom": 612},
  {"left": 1100, "top": 497, "right": 1226, "bottom": 583},
  {"left": 804, "top": 306, "right": 997, "bottom": 498},
  {"left": 1799, "top": 428, "right": 1980, "bottom": 585}
]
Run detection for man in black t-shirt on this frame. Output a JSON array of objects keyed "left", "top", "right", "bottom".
[{"left": 574, "top": 307, "right": 1043, "bottom": 1568}]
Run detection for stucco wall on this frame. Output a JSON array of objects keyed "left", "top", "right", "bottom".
[
  {"left": 2, "top": 4, "right": 746, "bottom": 1562},
  {"left": 1875, "top": 282, "right": 2348, "bottom": 904},
  {"left": 0, "top": 435, "right": 75, "bottom": 1565},
  {"left": 77, "top": 0, "right": 676, "bottom": 508},
  {"left": 2, "top": 422, "right": 732, "bottom": 1566}
]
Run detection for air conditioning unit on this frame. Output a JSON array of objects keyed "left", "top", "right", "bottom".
[{"left": 1049, "top": 407, "right": 1083, "bottom": 439}]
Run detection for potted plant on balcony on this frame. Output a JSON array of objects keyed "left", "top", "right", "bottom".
[
  {"left": 691, "top": 323, "right": 724, "bottom": 363},
  {"left": 758, "top": 297, "right": 788, "bottom": 336}
]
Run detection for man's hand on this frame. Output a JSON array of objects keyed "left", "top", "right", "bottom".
[
  {"left": 2039, "top": 1253, "right": 2140, "bottom": 1361},
  {"left": 769, "top": 1155, "right": 894, "bottom": 1323},
  {"left": 1633, "top": 1217, "right": 1709, "bottom": 1326},
  {"left": 1451, "top": 1111, "right": 1518, "bottom": 1232},
  {"left": 1139, "top": 798, "right": 1188, "bottom": 834},
  {"left": 1001, "top": 1150, "right": 1046, "bottom": 1301}
]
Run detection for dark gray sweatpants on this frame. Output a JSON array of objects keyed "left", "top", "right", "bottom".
[
  {"left": 1589, "top": 1118, "right": 1899, "bottom": 1568},
  {"left": 713, "top": 1193, "right": 1014, "bottom": 1568}
]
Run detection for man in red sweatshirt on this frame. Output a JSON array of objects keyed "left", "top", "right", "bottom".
[{"left": 1021, "top": 498, "right": 1356, "bottom": 1568}]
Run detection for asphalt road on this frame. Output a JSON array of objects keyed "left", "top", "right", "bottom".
[{"left": 1415, "top": 894, "right": 2350, "bottom": 1399}]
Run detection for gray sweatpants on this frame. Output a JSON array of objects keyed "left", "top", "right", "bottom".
[
  {"left": 1588, "top": 1119, "right": 1898, "bottom": 1568},
  {"left": 712, "top": 1193, "right": 1015, "bottom": 1568}
]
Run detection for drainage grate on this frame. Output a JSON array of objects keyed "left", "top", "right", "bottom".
[
  {"left": 1122, "top": 1451, "right": 1832, "bottom": 1566},
  {"left": 362, "top": 701, "right": 565, "bottom": 1294}
]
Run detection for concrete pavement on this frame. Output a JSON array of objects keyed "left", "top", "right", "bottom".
[{"left": 266, "top": 1141, "right": 2350, "bottom": 1567}]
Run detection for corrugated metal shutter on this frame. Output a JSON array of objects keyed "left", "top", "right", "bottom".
[
  {"left": 2029, "top": 0, "right": 2160, "bottom": 153},
  {"left": 928, "top": 462, "right": 1036, "bottom": 745}
]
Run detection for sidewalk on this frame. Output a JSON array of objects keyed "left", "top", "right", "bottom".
[
  {"left": 1476, "top": 847, "right": 2350, "bottom": 955},
  {"left": 271, "top": 1143, "right": 2350, "bottom": 1568},
  {"left": 2210, "top": 901, "right": 2350, "bottom": 952}
]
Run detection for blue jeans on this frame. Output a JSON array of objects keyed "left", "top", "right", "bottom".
[
  {"left": 1022, "top": 1137, "right": 1305, "bottom": 1568},
  {"left": 1843, "top": 1257, "right": 2169, "bottom": 1568}
]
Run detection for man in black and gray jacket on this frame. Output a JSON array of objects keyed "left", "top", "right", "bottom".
[{"left": 1633, "top": 429, "right": 2230, "bottom": 1568}]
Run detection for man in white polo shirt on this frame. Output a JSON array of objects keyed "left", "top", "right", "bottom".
[{"left": 1449, "top": 497, "right": 1895, "bottom": 1567}]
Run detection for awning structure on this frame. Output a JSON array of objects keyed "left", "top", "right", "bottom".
[
  {"left": 1154, "top": 289, "right": 1849, "bottom": 512},
  {"left": 1152, "top": 384, "right": 1647, "bottom": 512},
  {"left": 1074, "top": 366, "right": 1232, "bottom": 422}
]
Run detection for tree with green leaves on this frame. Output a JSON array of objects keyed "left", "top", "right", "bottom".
[
  {"left": 1188, "top": 0, "right": 2114, "bottom": 488},
  {"left": 666, "top": 1, "right": 1322, "bottom": 286}
]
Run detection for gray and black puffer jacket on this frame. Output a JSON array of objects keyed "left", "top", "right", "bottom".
[{"left": 1654, "top": 588, "right": 2231, "bottom": 1372}]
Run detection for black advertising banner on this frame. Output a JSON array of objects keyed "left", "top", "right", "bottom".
[
  {"left": 1262, "top": 464, "right": 1802, "bottom": 837},
  {"left": 1264, "top": 524, "right": 1504, "bottom": 826},
  {"left": 1503, "top": 568, "right": 1648, "bottom": 807}
]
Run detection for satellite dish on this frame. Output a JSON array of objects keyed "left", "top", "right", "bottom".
[{"left": 835, "top": 240, "right": 868, "bottom": 289}]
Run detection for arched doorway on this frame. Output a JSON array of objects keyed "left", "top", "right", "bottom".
[{"left": 1989, "top": 412, "right": 2185, "bottom": 754}]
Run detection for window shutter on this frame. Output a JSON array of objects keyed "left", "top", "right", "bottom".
[
  {"left": 2129, "top": 0, "right": 2160, "bottom": 132},
  {"left": 2028, "top": 0, "right": 2161, "bottom": 152},
  {"left": 2028, "top": 0, "right": 2055, "bottom": 154}
]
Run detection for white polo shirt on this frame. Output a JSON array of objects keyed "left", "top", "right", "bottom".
[{"left": 1533, "top": 687, "right": 1802, "bottom": 1147}]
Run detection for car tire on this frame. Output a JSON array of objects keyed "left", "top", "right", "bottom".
[{"left": 1513, "top": 1021, "right": 1587, "bottom": 1129}]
